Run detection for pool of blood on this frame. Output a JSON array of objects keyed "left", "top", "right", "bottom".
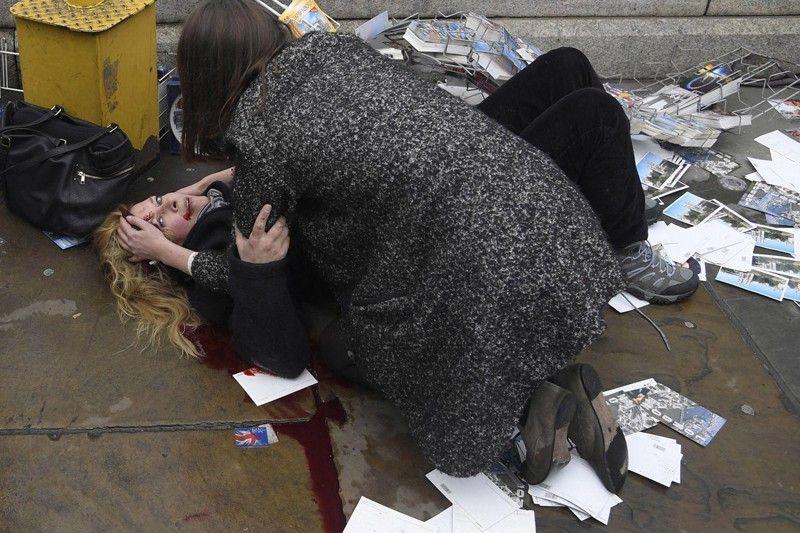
[{"left": 187, "top": 325, "right": 348, "bottom": 531}]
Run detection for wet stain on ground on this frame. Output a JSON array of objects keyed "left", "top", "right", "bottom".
[
  {"left": 275, "top": 396, "right": 347, "bottom": 533},
  {"left": 185, "top": 324, "right": 247, "bottom": 375},
  {"left": 187, "top": 323, "right": 346, "bottom": 531}
]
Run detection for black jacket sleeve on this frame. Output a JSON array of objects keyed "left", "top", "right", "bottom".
[{"left": 226, "top": 245, "right": 311, "bottom": 378}]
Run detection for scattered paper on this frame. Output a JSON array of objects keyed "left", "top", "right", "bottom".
[
  {"left": 606, "top": 379, "right": 726, "bottom": 445},
  {"left": 751, "top": 254, "right": 800, "bottom": 280},
  {"left": 426, "top": 471, "right": 519, "bottom": 531},
  {"left": 716, "top": 266, "right": 789, "bottom": 301},
  {"left": 608, "top": 292, "right": 649, "bottom": 313},
  {"left": 529, "top": 452, "right": 622, "bottom": 525},
  {"left": 43, "top": 231, "right": 90, "bottom": 250},
  {"left": 233, "top": 367, "right": 317, "bottom": 406},
  {"left": 425, "top": 508, "right": 454, "bottom": 533},
  {"left": 626, "top": 432, "right": 682, "bottom": 487},
  {"left": 344, "top": 497, "right": 435, "bottom": 533},
  {"left": 749, "top": 224, "right": 795, "bottom": 256},
  {"left": 755, "top": 130, "right": 800, "bottom": 166}
]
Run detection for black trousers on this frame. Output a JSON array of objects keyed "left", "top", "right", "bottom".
[{"left": 477, "top": 47, "right": 648, "bottom": 249}]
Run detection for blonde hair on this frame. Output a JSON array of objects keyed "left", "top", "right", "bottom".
[{"left": 94, "top": 207, "right": 204, "bottom": 358}]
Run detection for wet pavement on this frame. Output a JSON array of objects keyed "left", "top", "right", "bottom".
[{"left": 1, "top": 102, "right": 799, "bottom": 531}]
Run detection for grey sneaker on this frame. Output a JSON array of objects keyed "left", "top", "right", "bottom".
[{"left": 618, "top": 240, "right": 699, "bottom": 304}]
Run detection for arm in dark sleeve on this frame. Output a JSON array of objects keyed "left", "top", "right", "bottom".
[{"left": 227, "top": 245, "right": 311, "bottom": 378}]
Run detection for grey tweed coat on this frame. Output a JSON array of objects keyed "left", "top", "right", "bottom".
[{"left": 193, "top": 32, "right": 625, "bottom": 476}]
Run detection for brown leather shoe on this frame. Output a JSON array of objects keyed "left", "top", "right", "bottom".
[
  {"left": 551, "top": 363, "right": 628, "bottom": 494},
  {"left": 519, "top": 381, "right": 576, "bottom": 485}
]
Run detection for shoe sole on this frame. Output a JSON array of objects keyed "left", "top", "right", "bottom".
[
  {"left": 554, "top": 364, "right": 628, "bottom": 494},
  {"left": 626, "top": 284, "right": 698, "bottom": 305},
  {"left": 522, "top": 386, "right": 577, "bottom": 485}
]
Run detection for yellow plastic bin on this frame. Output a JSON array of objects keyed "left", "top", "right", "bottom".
[{"left": 11, "top": 0, "right": 158, "bottom": 151}]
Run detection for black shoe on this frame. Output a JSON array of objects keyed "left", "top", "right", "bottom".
[
  {"left": 519, "top": 381, "right": 576, "bottom": 485},
  {"left": 551, "top": 364, "right": 628, "bottom": 494}
]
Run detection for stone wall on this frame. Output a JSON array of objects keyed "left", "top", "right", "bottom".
[{"left": 1, "top": 0, "right": 800, "bottom": 80}]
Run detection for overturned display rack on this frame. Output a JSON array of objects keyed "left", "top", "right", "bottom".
[
  {"left": 616, "top": 47, "right": 800, "bottom": 133},
  {"left": 369, "top": 14, "right": 800, "bottom": 145}
]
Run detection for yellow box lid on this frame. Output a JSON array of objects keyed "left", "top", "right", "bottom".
[{"left": 11, "top": 0, "right": 156, "bottom": 33}]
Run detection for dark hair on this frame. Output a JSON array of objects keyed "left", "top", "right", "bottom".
[{"left": 177, "top": 0, "right": 290, "bottom": 161}]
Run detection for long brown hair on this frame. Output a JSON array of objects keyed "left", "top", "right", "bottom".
[
  {"left": 177, "top": 0, "right": 290, "bottom": 161},
  {"left": 94, "top": 208, "right": 204, "bottom": 358}
]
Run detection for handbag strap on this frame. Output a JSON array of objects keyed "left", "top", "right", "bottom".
[
  {"left": 0, "top": 105, "right": 63, "bottom": 134},
  {"left": 0, "top": 124, "right": 120, "bottom": 177}
]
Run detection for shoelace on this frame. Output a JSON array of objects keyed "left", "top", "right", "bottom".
[
  {"left": 620, "top": 293, "right": 671, "bottom": 352},
  {"left": 634, "top": 241, "right": 675, "bottom": 276}
]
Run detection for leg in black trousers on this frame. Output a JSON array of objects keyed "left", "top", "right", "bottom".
[{"left": 478, "top": 48, "right": 648, "bottom": 249}]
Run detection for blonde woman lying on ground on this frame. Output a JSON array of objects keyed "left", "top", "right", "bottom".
[{"left": 94, "top": 167, "right": 313, "bottom": 376}]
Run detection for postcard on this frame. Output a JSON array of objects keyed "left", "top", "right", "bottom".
[
  {"left": 716, "top": 266, "right": 789, "bottom": 301},
  {"left": 673, "top": 147, "right": 740, "bottom": 177},
  {"left": 769, "top": 99, "right": 800, "bottom": 120},
  {"left": 233, "top": 367, "right": 318, "bottom": 406},
  {"left": 484, "top": 460, "right": 528, "bottom": 509},
  {"left": 784, "top": 278, "right": 800, "bottom": 302},
  {"left": 234, "top": 424, "right": 278, "bottom": 448},
  {"left": 738, "top": 182, "right": 800, "bottom": 225},
  {"left": 625, "top": 432, "right": 682, "bottom": 487},
  {"left": 532, "top": 451, "right": 623, "bottom": 524},
  {"left": 751, "top": 254, "right": 800, "bottom": 279},
  {"left": 787, "top": 128, "right": 800, "bottom": 141},
  {"left": 617, "top": 382, "right": 727, "bottom": 446},
  {"left": 636, "top": 152, "right": 683, "bottom": 190},
  {"left": 43, "top": 231, "right": 90, "bottom": 250},
  {"left": 647, "top": 181, "right": 689, "bottom": 201},
  {"left": 426, "top": 470, "right": 518, "bottom": 531},
  {"left": 604, "top": 388, "right": 660, "bottom": 435},
  {"left": 608, "top": 291, "right": 649, "bottom": 313},
  {"left": 749, "top": 224, "right": 795, "bottom": 255},
  {"left": 344, "top": 497, "right": 435, "bottom": 533},
  {"left": 663, "top": 192, "right": 722, "bottom": 225},
  {"left": 765, "top": 213, "right": 797, "bottom": 226},
  {"left": 702, "top": 201, "right": 756, "bottom": 232}
]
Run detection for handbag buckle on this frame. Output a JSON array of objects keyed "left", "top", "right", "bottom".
[
  {"left": 107, "top": 123, "right": 119, "bottom": 134},
  {"left": 50, "top": 105, "right": 63, "bottom": 117}
]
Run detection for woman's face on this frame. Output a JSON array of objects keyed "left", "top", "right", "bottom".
[{"left": 130, "top": 192, "right": 209, "bottom": 244}]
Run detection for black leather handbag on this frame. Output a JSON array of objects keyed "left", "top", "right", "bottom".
[{"left": 0, "top": 101, "right": 137, "bottom": 238}]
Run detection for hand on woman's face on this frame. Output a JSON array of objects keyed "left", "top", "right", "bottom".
[{"left": 129, "top": 192, "right": 209, "bottom": 244}]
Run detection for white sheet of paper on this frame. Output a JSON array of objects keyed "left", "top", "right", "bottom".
[
  {"left": 755, "top": 130, "right": 800, "bottom": 164},
  {"left": 533, "top": 452, "right": 621, "bottom": 523},
  {"left": 426, "top": 471, "right": 518, "bottom": 531},
  {"left": 344, "top": 497, "right": 436, "bottom": 533},
  {"left": 355, "top": 11, "right": 390, "bottom": 41},
  {"left": 232, "top": 368, "right": 317, "bottom": 406},
  {"left": 749, "top": 157, "right": 799, "bottom": 193},
  {"left": 608, "top": 291, "right": 649, "bottom": 313},
  {"left": 743, "top": 171, "right": 764, "bottom": 182},
  {"left": 626, "top": 433, "right": 682, "bottom": 487},
  {"left": 702, "top": 237, "right": 755, "bottom": 271},
  {"left": 425, "top": 507, "right": 454, "bottom": 533}
]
